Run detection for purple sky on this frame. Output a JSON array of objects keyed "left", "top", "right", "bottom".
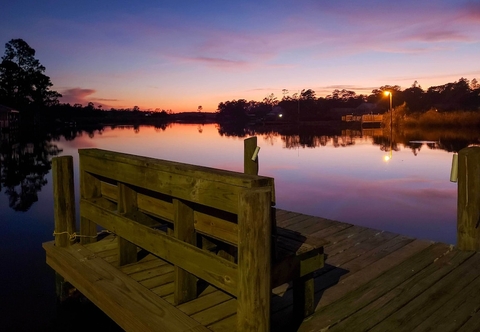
[{"left": 1, "top": 0, "right": 480, "bottom": 112}]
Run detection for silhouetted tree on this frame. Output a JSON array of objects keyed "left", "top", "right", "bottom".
[
  {"left": 216, "top": 99, "right": 249, "bottom": 123},
  {"left": 0, "top": 38, "right": 61, "bottom": 108},
  {"left": 402, "top": 81, "right": 425, "bottom": 113}
]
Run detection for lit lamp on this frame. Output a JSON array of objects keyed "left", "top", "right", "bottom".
[
  {"left": 384, "top": 91, "right": 392, "bottom": 127},
  {"left": 383, "top": 91, "right": 393, "bottom": 162}
]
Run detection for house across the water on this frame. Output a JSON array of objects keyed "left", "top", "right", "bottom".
[{"left": 0, "top": 105, "right": 19, "bottom": 130}]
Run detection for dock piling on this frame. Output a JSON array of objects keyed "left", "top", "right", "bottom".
[
  {"left": 244, "top": 136, "right": 259, "bottom": 175},
  {"left": 53, "top": 156, "right": 76, "bottom": 247},
  {"left": 457, "top": 146, "right": 480, "bottom": 251}
]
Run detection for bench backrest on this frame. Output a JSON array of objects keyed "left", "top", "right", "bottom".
[{"left": 78, "top": 148, "right": 275, "bottom": 331}]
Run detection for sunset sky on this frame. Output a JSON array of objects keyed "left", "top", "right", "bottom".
[{"left": 1, "top": 0, "right": 480, "bottom": 112}]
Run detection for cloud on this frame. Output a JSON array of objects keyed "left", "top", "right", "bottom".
[
  {"left": 180, "top": 56, "right": 250, "bottom": 69},
  {"left": 411, "top": 30, "right": 470, "bottom": 42},
  {"left": 60, "top": 88, "right": 119, "bottom": 107},
  {"left": 61, "top": 88, "right": 96, "bottom": 105}
]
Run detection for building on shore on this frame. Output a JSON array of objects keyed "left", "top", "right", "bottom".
[{"left": 0, "top": 104, "right": 19, "bottom": 130}]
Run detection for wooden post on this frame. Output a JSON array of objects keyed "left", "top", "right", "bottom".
[
  {"left": 52, "top": 156, "right": 77, "bottom": 302},
  {"left": 118, "top": 182, "right": 138, "bottom": 266},
  {"left": 293, "top": 274, "right": 315, "bottom": 320},
  {"left": 237, "top": 187, "right": 271, "bottom": 332},
  {"left": 244, "top": 135, "right": 278, "bottom": 266},
  {"left": 457, "top": 147, "right": 480, "bottom": 251},
  {"left": 79, "top": 158, "right": 100, "bottom": 244},
  {"left": 244, "top": 136, "right": 259, "bottom": 175},
  {"left": 53, "top": 156, "right": 76, "bottom": 247},
  {"left": 173, "top": 198, "right": 198, "bottom": 305}
]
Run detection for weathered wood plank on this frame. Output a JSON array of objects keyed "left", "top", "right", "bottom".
[
  {"left": 325, "top": 231, "right": 399, "bottom": 267},
  {"left": 79, "top": 159, "right": 102, "bottom": 244},
  {"left": 208, "top": 314, "right": 237, "bottom": 332},
  {"left": 194, "top": 211, "right": 238, "bottom": 246},
  {"left": 457, "top": 308, "right": 480, "bottom": 332},
  {"left": 118, "top": 182, "right": 138, "bottom": 266},
  {"left": 80, "top": 148, "right": 273, "bottom": 188},
  {"left": 275, "top": 211, "right": 304, "bottom": 227},
  {"left": 101, "top": 181, "right": 239, "bottom": 246},
  {"left": 322, "top": 225, "right": 370, "bottom": 247},
  {"left": 277, "top": 214, "right": 314, "bottom": 229},
  {"left": 269, "top": 239, "right": 428, "bottom": 328},
  {"left": 368, "top": 251, "right": 480, "bottom": 332},
  {"left": 270, "top": 234, "right": 416, "bottom": 315},
  {"left": 411, "top": 266, "right": 480, "bottom": 331},
  {"left": 43, "top": 242, "right": 211, "bottom": 332},
  {"left": 138, "top": 192, "right": 174, "bottom": 221},
  {"left": 291, "top": 216, "right": 341, "bottom": 235},
  {"left": 128, "top": 264, "right": 174, "bottom": 282},
  {"left": 119, "top": 256, "right": 168, "bottom": 275},
  {"left": 84, "top": 235, "right": 118, "bottom": 253},
  {"left": 80, "top": 198, "right": 238, "bottom": 296},
  {"left": 174, "top": 198, "right": 198, "bottom": 305},
  {"left": 79, "top": 149, "right": 275, "bottom": 213},
  {"left": 457, "top": 147, "right": 480, "bottom": 251},
  {"left": 151, "top": 282, "right": 175, "bottom": 297},
  {"left": 139, "top": 272, "right": 175, "bottom": 289},
  {"left": 177, "top": 290, "right": 233, "bottom": 316},
  {"left": 237, "top": 188, "right": 271, "bottom": 332},
  {"left": 297, "top": 243, "right": 451, "bottom": 331},
  {"left": 329, "top": 249, "right": 475, "bottom": 331},
  {"left": 52, "top": 156, "right": 76, "bottom": 247},
  {"left": 100, "top": 181, "right": 117, "bottom": 201},
  {"left": 192, "top": 299, "right": 237, "bottom": 326}
]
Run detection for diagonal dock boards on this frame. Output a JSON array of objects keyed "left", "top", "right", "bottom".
[{"left": 43, "top": 241, "right": 211, "bottom": 332}]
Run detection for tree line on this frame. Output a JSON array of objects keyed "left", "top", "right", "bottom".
[{"left": 217, "top": 80, "right": 480, "bottom": 123}]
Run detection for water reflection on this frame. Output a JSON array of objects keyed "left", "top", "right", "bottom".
[
  {"left": 1, "top": 122, "right": 479, "bottom": 213},
  {"left": 0, "top": 127, "right": 62, "bottom": 211},
  {"left": 219, "top": 123, "right": 480, "bottom": 156}
]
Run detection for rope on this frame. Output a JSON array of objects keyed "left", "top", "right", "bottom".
[{"left": 53, "top": 229, "right": 112, "bottom": 241}]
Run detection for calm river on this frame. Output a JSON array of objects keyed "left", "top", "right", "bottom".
[{"left": 1, "top": 122, "right": 476, "bottom": 330}]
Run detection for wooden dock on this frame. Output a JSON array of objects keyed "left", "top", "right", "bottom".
[
  {"left": 45, "top": 208, "right": 480, "bottom": 331},
  {"left": 44, "top": 146, "right": 480, "bottom": 332}
]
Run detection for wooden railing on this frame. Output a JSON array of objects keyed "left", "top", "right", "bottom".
[{"left": 52, "top": 148, "right": 324, "bottom": 331}]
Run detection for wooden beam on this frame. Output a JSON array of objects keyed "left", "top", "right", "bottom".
[
  {"left": 80, "top": 198, "right": 238, "bottom": 296},
  {"left": 237, "top": 187, "right": 271, "bottom": 332},
  {"left": 79, "top": 148, "right": 272, "bottom": 187},
  {"left": 52, "top": 156, "right": 76, "bottom": 247},
  {"left": 457, "top": 147, "right": 480, "bottom": 251},
  {"left": 118, "top": 182, "right": 138, "bottom": 266},
  {"left": 173, "top": 199, "right": 198, "bottom": 305},
  {"left": 79, "top": 157, "right": 102, "bottom": 245},
  {"left": 101, "top": 181, "right": 239, "bottom": 246}
]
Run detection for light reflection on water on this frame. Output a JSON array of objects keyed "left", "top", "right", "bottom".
[
  {"left": 0, "top": 122, "right": 466, "bottom": 329},
  {"left": 51, "top": 123, "right": 458, "bottom": 244}
]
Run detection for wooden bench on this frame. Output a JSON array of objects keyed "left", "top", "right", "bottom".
[{"left": 46, "top": 149, "right": 325, "bottom": 331}]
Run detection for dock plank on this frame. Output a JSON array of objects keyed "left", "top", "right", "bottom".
[
  {"left": 296, "top": 241, "right": 447, "bottom": 331},
  {"left": 329, "top": 249, "right": 475, "bottom": 331},
  {"left": 43, "top": 241, "right": 211, "bottom": 332},
  {"left": 368, "top": 251, "right": 480, "bottom": 332}
]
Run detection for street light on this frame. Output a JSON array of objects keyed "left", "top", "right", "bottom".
[
  {"left": 384, "top": 91, "right": 393, "bottom": 162},
  {"left": 384, "top": 91, "right": 392, "bottom": 126}
]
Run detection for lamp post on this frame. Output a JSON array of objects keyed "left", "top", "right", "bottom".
[
  {"left": 384, "top": 91, "right": 392, "bottom": 128},
  {"left": 383, "top": 91, "right": 393, "bottom": 161}
]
